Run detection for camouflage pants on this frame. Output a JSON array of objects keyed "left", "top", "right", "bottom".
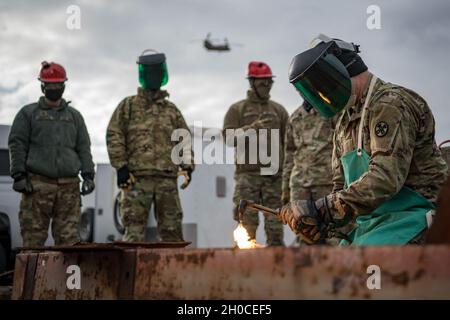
[
  {"left": 19, "top": 175, "right": 81, "bottom": 247},
  {"left": 290, "top": 184, "right": 331, "bottom": 202},
  {"left": 233, "top": 173, "right": 284, "bottom": 246},
  {"left": 120, "top": 176, "right": 183, "bottom": 242}
]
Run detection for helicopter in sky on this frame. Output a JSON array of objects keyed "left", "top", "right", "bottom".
[{"left": 191, "top": 33, "right": 243, "bottom": 52}]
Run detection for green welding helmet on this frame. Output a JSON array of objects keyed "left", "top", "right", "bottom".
[
  {"left": 289, "top": 34, "right": 367, "bottom": 118},
  {"left": 137, "top": 49, "right": 169, "bottom": 89}
]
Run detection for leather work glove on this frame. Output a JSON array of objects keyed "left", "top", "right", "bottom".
[
  {"left": 178, "top": 165, "right": 194, "bottom": 190},
  {"left": 80, "top": 172, "right": 95, "bottom": 196},
  {"left": 117, "top": 165, "right": 135, "bottom": 189},
  {"left": 281, "top": 189, "right": 290, "bottom": 206},
  {"left": 278, "top": 198, "right": 332, "bottom": 245},
  {"left": 12, "top": 173, "right": 33, "bottom": 194}
]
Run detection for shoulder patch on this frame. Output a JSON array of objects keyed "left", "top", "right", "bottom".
[{"left": 375, "top": 121, "right": 389, "bottom": 137}]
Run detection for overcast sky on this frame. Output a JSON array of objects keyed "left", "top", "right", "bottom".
[{"left": 1, "top": 0, "right": 449, "bottom": 163}]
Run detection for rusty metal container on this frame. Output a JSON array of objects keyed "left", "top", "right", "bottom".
[{"left": 12, "top": 244, "right": 450, "bottom": 300}]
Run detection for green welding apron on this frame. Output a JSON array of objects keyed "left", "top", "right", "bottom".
[{"left": 339, "top": 76, "right": 434, "bottom": 246}]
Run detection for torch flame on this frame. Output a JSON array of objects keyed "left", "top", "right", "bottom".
[{"left": 233, "top": 224, "right": 262, "bottom": 249}]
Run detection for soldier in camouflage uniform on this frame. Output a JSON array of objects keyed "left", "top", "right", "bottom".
[
  {"left": 8, "top": 61, "right": 95, "bottom": 247},
  {"left": 282, "top": 101, "right": 335, "bottom": 204},
  {"left": 106, "top": 50, "right": 194, "bottom": 242},
  {"left": 280, "top": 34, "right": 448, "bottom": 245},
  {"left": 282, "top": 101, "right": 344, "bottom": 244},
  {"left": 223, "top": 61, "right": 289, "bottom": 246}
]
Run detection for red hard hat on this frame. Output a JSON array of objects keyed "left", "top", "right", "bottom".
[
  {"left": 247, "top": 61, "right": 274, "bottom": 78},
  {"left": 38, "top": 61, "right": 67, "bottom": 82}
]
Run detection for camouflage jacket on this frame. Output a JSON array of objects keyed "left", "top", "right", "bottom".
[
  {"left": 329, "top": 74, "right": 448, "bottom": 222},
  {"left": 106, "top": 88, "right": 194, "bottom": 177},
  {"left": 282, "top": 107, "right": 335, "bottom": 194},
  {"left": 223, "top": 90, "right": 289, "bottom": 176},
  {"left": 8, "top": 97, "right": 94, "bottom": 179}
]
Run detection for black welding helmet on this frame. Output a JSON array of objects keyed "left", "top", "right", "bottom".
[
  {"left": 137, "top": 49, "right": 168, "bottom": 89},
  {"left": 289, "top": 34, "right": 367, "bottom": 118}
]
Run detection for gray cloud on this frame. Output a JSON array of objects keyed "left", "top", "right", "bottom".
[
  {"left": 1, "top": 0, "right": 449, "bottom": 162},
  {"left": 0, "top": 82, "right": 22, "bottom": 94}
]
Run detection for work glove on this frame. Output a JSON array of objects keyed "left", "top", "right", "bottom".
[
  {"left": 178, "top": 165, "right": 194, "bottom": 189},
  {"left": 278, "top": 198, "right": 332, "bottom": 245},
  {"left": 12, "top": 173, "right": 33, "bottom": 194},
  {"left": 117, "top": 165, "right": 135, "bottom": 189},
  {"left": 80, "top": 172, "right": 95, "bottom": 196},
  {"left": 281, "top": 189, "right": 290, "bottom": 206}
]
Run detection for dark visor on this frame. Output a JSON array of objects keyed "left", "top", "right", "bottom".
[{"left": 292, "top": 54, "right": 351, "bottom": 118}]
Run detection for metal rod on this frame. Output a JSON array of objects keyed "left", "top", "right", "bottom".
[{"left": 247, "top": 203, "right": 279, "bottom": 215}]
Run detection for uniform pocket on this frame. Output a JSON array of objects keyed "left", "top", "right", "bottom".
[{"left": 19, "top": 193, "right": 33, "bottom": 211}]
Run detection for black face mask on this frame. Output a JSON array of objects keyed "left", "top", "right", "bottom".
[
  {"left": 250, "top": 78, "right": 273, "bottom": 100},
  {"left": 45, "top": 88, "right": 65, "bottom": 102},
  {"left": 41, "top": 84, "right": 65, "bottom": 102}
]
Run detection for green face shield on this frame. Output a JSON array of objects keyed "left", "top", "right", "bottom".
[
  {"left": 289, "top": 39, "right": 357, "bottom": 119},
  {"left": 138, "top": 62, "right": 168, "bottom": 90},
  {"left": 292, "top": 54, "right": 351, "bottom": 118}
]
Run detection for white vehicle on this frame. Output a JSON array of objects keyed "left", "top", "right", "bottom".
[
  {"left": 0, "top": 125, "right": 17, "bottom": 272},
  {"left": 0, "top": 124, "right": 295, "bottom": 272}
]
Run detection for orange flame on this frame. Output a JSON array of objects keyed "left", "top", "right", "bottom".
[{"left": 233, "top": 224, "right": 263, "bottom": 249}]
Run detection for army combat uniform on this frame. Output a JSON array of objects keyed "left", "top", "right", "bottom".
[
  {"left": 224, "top": 90, "right": 289, "bottom": 246},
  {"left": 106, "top": 88, "right": 194, "bottom": 242},
  {"left": 8, "top": 97, "right": 95, "bottom": 246},
  {"left": 328, "top": 75, "right": 448, "bottom": 243},
  {"left": 282, "top": 107, "right": 353, "bottom": 244},
  {"left": 282, "top": 107, "right": 335, "bottom": 202}
]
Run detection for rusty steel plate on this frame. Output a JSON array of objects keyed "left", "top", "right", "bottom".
[
  {"left": 19, "top": 243, "right": 121, "bottom": 252},
  {"left": 19, "top": 241, "right": 191, "bottom": 252},
  {"left": 113, "top": 241, "right": 191, "bottom": 249},
  {"left": 12, "top": 245, "right": 450, "bottom": 300},
  {"left": 133, "top": 245, "right": 450, "bottom": 299}
]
